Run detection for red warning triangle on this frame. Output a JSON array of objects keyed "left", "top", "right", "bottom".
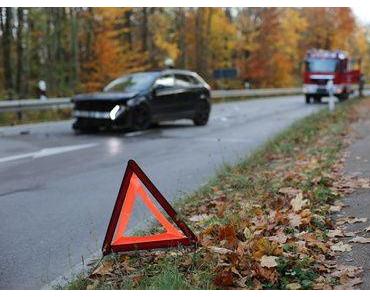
[{"left": 102, "top": 160, "right": 197, "bottom": 255}]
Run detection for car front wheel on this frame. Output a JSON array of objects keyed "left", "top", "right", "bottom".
[
  {"left": 131, "top": 103, "right": 152, "bottom": 131},
  {"left": 193, "top": 100, "right": 210, "bottom": 126}
]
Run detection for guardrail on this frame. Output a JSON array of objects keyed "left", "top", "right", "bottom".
[{"left": 0, "top": 86, "right": 369, "bottom": 114}]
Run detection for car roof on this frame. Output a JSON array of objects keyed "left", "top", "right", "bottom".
[{"left": 159, "top": 69, "right": 198, "bottom": 76}]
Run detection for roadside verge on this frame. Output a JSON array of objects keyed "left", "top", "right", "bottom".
[{"left": 65, "top": 96, "right": 370, "bottom": 290}]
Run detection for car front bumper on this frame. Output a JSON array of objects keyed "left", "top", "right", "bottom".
[{"left": 72, "top": 106, "right": 132, "bottom": 130}]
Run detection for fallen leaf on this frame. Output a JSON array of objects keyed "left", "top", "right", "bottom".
[
  {"left": 269, "top": 232, "right": 288, "bottom": 244},
  {"left": 209, "top": 246, "right": 234, "bottom": 254},
  {"left": 286, "top": 282, "right": 301, "bottom": 290},
  {"left": 91, "top": 261, "right": 113, "bottom": 277},
  {"left": 343, "top": 231, "right": 356, "bottom": 237},
  {"left": 214, "top": 270, "right": 234, "bottom": 287},
  {"left": 348, "top": 217, "right": 368, "bottom": 224},
  {"left": 337, "top": 217, "right": 368, "bottom": 225},
  {"left": 331, "top": 265, "right": 363, "bottom": 278},
  {"left": 349, "top": 236, "right": 370, "bottom": 243},
  {"left": 290, "top": 192, "right": 307, "bottom": 212},
  {"left": 328, "top": 229, "right": 344, "bottom": 238},
  {"left": 288, "top": 213, "right": 301, "bottom": 227},
  {"left": 243, "top": 227, "right": 253, "bottom": 241},
  {"left": 188, "top": 214, "right": 210, "bottom": 222},
  {"left": 329, "top": 205, "right": 342, "bottom": 212},
  {"left": 219, "top": 224, "right": 238, "bottom": 245},
  {"left": 334, "top": 277, "right": 363, "bottom": 289},
  {"left": 235, "top": 276, "right": 248, "bottom": 288},
  {"left": 364, "top": 226, "right": 370, "bottom": 232},
  {"left": 331, "top": 242, "right": 352, "bottom": 252},
  {"left": 279, "top": 187, "right": 301, "bottom": 197},
  {"left": 255, "top": 265, "right": 278, "bottom": 283},
  {"left": 260, "top": 255, "right": 278, "bottom": 268}
]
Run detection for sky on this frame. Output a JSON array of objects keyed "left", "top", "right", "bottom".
[{"left": 352, "top": 7, "right": 370, "bottom": 25}]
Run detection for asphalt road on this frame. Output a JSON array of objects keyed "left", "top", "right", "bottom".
[{"left": 0, "top": 95, "right": 322, "bottom": 289}]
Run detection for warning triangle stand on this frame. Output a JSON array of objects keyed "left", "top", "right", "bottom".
[{"left": 102, "top": 160, "right": 198, "bottom": 255}]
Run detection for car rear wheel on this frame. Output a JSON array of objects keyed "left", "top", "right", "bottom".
[
  {"left": 131, "top": 103, "right": 152, "bottom": 131},
  {"left": 193, "top": 100, "right": 210, "bottom": 126}
]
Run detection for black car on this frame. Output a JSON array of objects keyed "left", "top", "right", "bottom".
[{"left": 72, "top": 69, "right": 211, "bottom": 132}]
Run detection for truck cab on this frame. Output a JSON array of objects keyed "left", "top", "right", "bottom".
[{"left": 303, "top": 49, "right": 361, "bottom": 103}]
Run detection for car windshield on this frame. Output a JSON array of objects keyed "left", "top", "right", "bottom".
[
  {"left": 305, "top": 59, "right": 338, "bottom": 73},
  {"left": 104, "top": 73, "right": 158, "bottom": 92}
]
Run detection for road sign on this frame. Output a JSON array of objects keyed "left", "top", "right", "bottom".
[
  {"left": 102, "top": 160, "right": 197, "bottom": 255},
  {"left": 213, "top": 68, "right": 238, "bottom": 79}
]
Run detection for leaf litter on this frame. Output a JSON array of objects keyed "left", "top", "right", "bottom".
[{"left": 80, "top": 98, "right": 370, "bottom": 290}]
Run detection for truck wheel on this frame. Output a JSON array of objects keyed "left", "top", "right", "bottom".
[
  {"left": 314, "top": 96, "right": 322, "bottom": 103},
  {"left": 338, "top": 94, "right": 349, "bottom": 102},
  {"left": 305, "top": 95, "right": 311, "bottom": 104}
]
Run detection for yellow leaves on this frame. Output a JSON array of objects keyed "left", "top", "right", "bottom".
[{"left": 251, "top": 238, "right": 283, "bottom": 260}]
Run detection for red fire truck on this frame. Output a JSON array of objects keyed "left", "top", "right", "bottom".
[{"left": 303, "top": 49, "right": 362, "bottom": 104}]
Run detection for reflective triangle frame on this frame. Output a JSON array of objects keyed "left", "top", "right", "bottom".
[{"left": 102, "top": 160, "right": 198, "bottom": 255}]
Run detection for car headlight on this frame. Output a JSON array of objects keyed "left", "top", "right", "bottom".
[{"left": 109, "top": 105, "right": 126, "bottom": 120}]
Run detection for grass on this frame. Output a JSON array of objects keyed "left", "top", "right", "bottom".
[
  {"left": 0, "top": 108, "right": 71, "bottom": 127},
  {"left": 63, "top": 96, "right": 366, "bottom": 290}
]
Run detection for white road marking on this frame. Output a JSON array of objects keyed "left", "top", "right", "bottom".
[{"left": 0, "top": 143, "right": 98, "bottom": 164}]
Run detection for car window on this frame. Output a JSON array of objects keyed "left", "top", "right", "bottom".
[
  {"left": 175, "top": 74, "right": 200, "bottom": 87},
  {"left": 104, "top": 72, "right": 158, "bottom": 92},
  {"left": 154, "top": 75, "right": 175, "bottom": 88}
]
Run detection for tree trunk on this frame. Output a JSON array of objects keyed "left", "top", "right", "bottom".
[
  {"left": 70, "top": 8, "right": 79, "bottom": 90},
  {"left": 141, "top": 8, "right": 148, "bottom": 52},
  {"left": 176, "top": 8, "right": 187, "bottom": 68},
  {"left": 16, "top": 7, "right": 24, "bottom": 98},
  {"left": 195, "top": 8, "right": 204, "bottom": 75},
  {"left": 124, "top": 9, "right": 132, "bottom": 50},
  {"left": 3, "top": 7, "right": 14, "bottom": 98}
]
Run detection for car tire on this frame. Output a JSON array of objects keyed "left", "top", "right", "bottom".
[
  {"left": 193, "top": 100, "right": 210, "bottom": 126},
  {"left": 313, "top": 96, "right": 322, "bottom": 103},
  {"left": 72, "top": 120, "right": 99, "bottom": 134},
  {"left": 131, "top": 103, "right": 152, "bottom": 131},
  {"left": 305, "top": 95, "right": 311, "bottom": 104},
  {"left": 338, "top": 93, "right": 349, "bottom": 102}
]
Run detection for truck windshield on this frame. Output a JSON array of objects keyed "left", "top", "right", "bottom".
[
  {"left": 305, "top": 59, "right": 338, "bottom": 73},
  {"left": 104, "top": 73, "right": 158, "bottom": 92}
]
